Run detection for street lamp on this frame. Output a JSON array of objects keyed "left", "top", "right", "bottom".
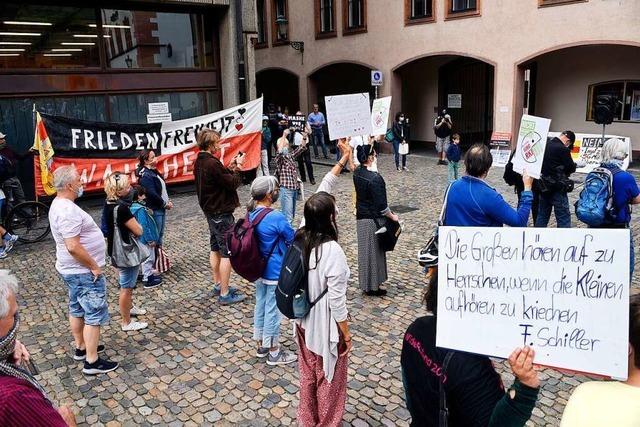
[{"left": 275, "top": 14, "right": 304, "bottom": 64}]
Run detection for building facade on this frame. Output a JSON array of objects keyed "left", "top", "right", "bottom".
[
  {"left": 253, "top": 0, "right": 640, "bottom": 154},
  {"left": 0, "top": 0, "right": 257, "bottom": 195}
]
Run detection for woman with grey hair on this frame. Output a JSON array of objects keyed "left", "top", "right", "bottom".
[
  {"left": 595, "top": 138, "right": 640, "bottom": 277},
  {"left": 247, "top": 176, "right": 298, "bottom": 366}
]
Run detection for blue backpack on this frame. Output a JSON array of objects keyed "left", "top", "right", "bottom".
[{"left": 575, "top": 167, "right": 620, "bottom": 226}]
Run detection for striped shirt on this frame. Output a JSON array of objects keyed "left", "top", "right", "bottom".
[{"left": 0, "top": 377, "right": 67, "bottom": 427}]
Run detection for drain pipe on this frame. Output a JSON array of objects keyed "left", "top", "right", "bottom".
[{"left": 234, "top": 0, "right": 247, "bottom": 103}]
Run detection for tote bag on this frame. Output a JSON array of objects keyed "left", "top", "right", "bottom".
[
  {"left": 111, "top": 205, "right": 151, "bottom": 268},
  {"left": 399, "top": 142, "right": 409, "bottom": 155},
  {"left": 154, "top": 246, "right": 172, "bottom": 273}
]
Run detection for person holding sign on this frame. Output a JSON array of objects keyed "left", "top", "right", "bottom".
[
  {"left": 535, "top": 131, "right": 578, "bottom": 228},
  {"left": 401, "top": 271, "right": 540, "bottom": 426},
  {"left": 353, "top": 145, "right": 399, "bottom": 296},
  {"left": 444, "top": 144, "right": 534, "bottom": 227},
  {"left": 560, "top": 294, "right": 640, "bottom": 427},
  {"left": 292, "top": 112, "right": 315, "bottom": 185}
]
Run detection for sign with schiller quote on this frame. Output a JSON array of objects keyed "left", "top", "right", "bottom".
[{"left": 436, "top": 226, "right": 630, "bottom": 379}]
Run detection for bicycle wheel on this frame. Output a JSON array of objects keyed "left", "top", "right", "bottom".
[{"left": 6, "top": 201, "right": 51, "bottom": 243}]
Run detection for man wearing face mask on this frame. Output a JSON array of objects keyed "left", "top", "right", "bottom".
[
  {"left": 275, "top": 129, "right": 308, "bottom": 225},
  {"left": 48, "top": 166, "right": 118, "bottom": 375},
  {"left": 353, "top": 145, "right": 399, "bottom": 296},
  {"left": 0, "top": 270, "right": 77, "bottom": 426}
]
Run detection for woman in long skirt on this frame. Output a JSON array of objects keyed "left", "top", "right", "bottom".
[{"left": 353, "top": 144, "right": 400, "bottom": 296}]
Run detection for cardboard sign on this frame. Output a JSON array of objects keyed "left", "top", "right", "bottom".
[
  {"left": 289, "top": 115, "right": 307, "bottom": 132},
  {"left": 490, "top": 132, "right": 512, "bottom": 168},
  {"left": 511, "top": 114, "right": 551, "bottom": 179},
  {"left": 325, "top": 93, "right": 372, "bottom": 140},
  {"left": 437, "top": 226, "right": 630, "bottom": 379},
  {"left": 371, "top": 96, "right": 392, "bottom": 136},
  {"left": 548, "top": 132, "right": 632, "bottom": 174}
]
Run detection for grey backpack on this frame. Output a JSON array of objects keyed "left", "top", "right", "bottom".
[{"left": 111, "top": 204, "right": 150, "bottom": 268}]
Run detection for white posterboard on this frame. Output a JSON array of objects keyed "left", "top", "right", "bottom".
[
  {"left": 548, "top": 132, "right": 632, "bottom": 174},
  {"left": 448, "top": 94, "right": 462, "bottom": 109},
  {"left": 147, "top": 113, "right": 172, "bottom": 123},
  {"left": 437, "top": 226, "right": 630, "bottom": 379},
  {"left": 325, "top": 93, "right": 372, "bottom": 140},
  {"left": 148, "top": 102, "right": 169, "bottom": 115},
  {"left": 371, "top": 96, "right": 392, "bottom": 136},
  {"left": 511, "top": 114, "right": 552, "bottom": 179}
]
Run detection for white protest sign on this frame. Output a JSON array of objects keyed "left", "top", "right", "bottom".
[
  {"left": 511, "top": 114, "right": 551, "bottom": 179},
  {"left": 548, "top": 132, "right": 632, "bottom": 174},
  {"left": 146, "top": 113, "right": 172, "bottom": 123},
  {"left": 371, "top": 96, "right": 392, "bottom": 136},
  {"left": 437, "top": 226, "right": 630, "bottom": 379},
  {"left": 325, "top": 93, "right": 372, "bottom": 140}
]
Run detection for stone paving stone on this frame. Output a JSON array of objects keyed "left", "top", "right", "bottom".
[{"left": 8, "top": 153, "right": 640, "bottom": 426}]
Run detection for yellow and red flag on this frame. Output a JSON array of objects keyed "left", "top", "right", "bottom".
[{"left": 31, "top": 112, "right": 56, "bottom": 195}]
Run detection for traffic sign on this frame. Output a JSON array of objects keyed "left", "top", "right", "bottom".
[{"left": 371, "top": 70, "right": 383, "bottom": 86}]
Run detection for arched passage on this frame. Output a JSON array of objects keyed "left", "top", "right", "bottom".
[
  {"left": 516, "top": 43, "right": 640, "bottom": 152},
  {"left": 256, "top": 68, "right": 300, "bottom": 112},
  {"left": 307, "top": 62, "right": 374, "bottom": 113},
  {"left": 394, "top": 54, "right": 495, "bottom": 149}
]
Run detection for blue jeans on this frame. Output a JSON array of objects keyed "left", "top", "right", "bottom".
[
  {"left": 311, "top": 128, "right": 328, "bottom": 158},
  {"left": 280, "top": 187, "right": 297, "bottom": 225},
  {"left": 535, "top": 191, "right": 571, "bottom": 228},
  {"left": 447, "top": 161, "right": 459, "bottom": 182},
  {"left": 61, "top": 273, "right": 109, "bottom": 326},
  {"left": 119, "top": 265, "right": 140, "bottom": 289},
  {"left": 153, "top": 209, "right": 166, "bottom": 246},
  {"left": 253, "top": 279, "right": 281, "bottom": 348},
  {"left": 392, "top": 139, "right": 407, "bottom": 169}
]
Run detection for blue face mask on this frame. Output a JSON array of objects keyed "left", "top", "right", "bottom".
[
  {"left": 279, "top": 147, "right": 289, "bottom": 155},
  {"left": 76, "top": 185, "right": 84, "bottom": 198}
]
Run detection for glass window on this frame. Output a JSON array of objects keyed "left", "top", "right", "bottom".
[
  {"left": 108, "top": 91, "right": 207, "bottom": 124},
  {"left": 319, "top": 0, "right": 334, "bottom": 33},
  {"left": 347, "top": 0, "right": 365, "bottom": 29},
  {"left": 451, "top": 0, "right": 477, "bottom": 12},
  {"left": 102, "top": 9, "right": 211, "bottom": 69},
  {"left": 410, "top": 0, "right": 433, "bottom": 19},
  {"left": 0, "top": 4, "right": 99, "bottom": 69},
  {"left": 256, "top": 0, "right": 267, "bottom": 44},
  {"left": 588, "top": 81, "right": 640, "bottom": 122}
]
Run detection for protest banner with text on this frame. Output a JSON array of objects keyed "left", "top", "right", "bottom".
[
  {"left": 325, "top": 93, "right": 372, "bottom": 140},
  {"left": 33, "top": 98, "right": 263, "bottom": 196},
  {"left": 436, "top": 226, "right": 630, "bottom": 379},
  {"left": 548, "top": 132, "right": 632, "bottom": 174}
]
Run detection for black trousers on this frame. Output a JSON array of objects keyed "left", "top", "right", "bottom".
[{"left": 297, "top": 149, "right": 315, "bottom": 183}]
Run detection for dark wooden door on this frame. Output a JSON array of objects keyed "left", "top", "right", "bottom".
[{"left": 438, "top": 58, "right": 494, "bottom": 147}]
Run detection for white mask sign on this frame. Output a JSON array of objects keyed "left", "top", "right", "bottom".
[
  {"left": 511, "top": 114, "right": 552, "bottom": 179},
  {"left": 436, "top": 226, "right": 630, "bottom": 379}
]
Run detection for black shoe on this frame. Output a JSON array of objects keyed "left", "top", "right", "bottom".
[
  {"left": 364, "top": 289, "right": 388, "bottom": 297},
  {"left": 82, "top": 357, "right": 119, "bottom": 375},
  {"left": 143, "top": 274, "right": 163, "bottom": 289},
  {"left": 74, "top": 344, "right": 105, "bottom": 361},
  {"left": 310, "top": 180, "right": 316, "bottom": 185}
]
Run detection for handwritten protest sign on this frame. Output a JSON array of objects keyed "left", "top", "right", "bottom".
[
  {"left": 371, "top": 96, "right": 392, "bottom": 136},
  {"left": 511, "top": 115, "right": 551, "bottom": 179},
  {"left": 289, "top": 115, "right": 307, "bottom": 132},
  {"left": 325, "top": 93, "right": 372, "bottom": 140},
  {"left": 548, "top": 132, "right": 632, "bottom": 174},
  {"left": 436, "top": 226, "right": 630, "bottom": 379}
]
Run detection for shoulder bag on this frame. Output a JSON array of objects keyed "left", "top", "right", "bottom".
[{"left": 111, "top": 204, "right": 151, "bottom": 268}]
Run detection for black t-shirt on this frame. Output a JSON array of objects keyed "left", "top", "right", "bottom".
[
  {"left": 401, "top": 316, "right": 505, "bottom": 427},
  {"left": 104, "top": 202, "right": 134, "bottom": 257},
  {"left": 434, "top": 117, "right": 452, "bottom": 138}
]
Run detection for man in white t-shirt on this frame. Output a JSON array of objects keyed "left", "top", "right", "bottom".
[
  {"left": 48, "top": 166, "right": 118, "bottom": 376},
  {"left": 560, "top": 294, "right": 640, "bottom": 427}
]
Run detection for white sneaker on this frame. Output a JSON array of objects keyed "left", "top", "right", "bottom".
[
  {"left": 130, "top": 305, "right": 147, "bottom": 316},
  {"left": 121, "top": 321, "right": 148, "bottom": 332}
]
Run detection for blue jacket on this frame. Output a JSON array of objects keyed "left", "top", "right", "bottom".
[
  {"left": 446, "top": 144, "right": 461, "bottom": 163},
  {"left": 250, "top": 207, "right": 295, "bottom": 281},
  {"left": 138, "top": 167, "right": 166, "bottom": 211},
  {"left": 444, "top": 176, "right": 532, "bottom": 227},
  {"left": 130, "top": 202, "right": 159, "bottom": 245}
]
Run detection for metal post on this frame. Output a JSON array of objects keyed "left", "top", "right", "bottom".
[{"left": 374, "top": 85, "right": 378, "bottom": 100}]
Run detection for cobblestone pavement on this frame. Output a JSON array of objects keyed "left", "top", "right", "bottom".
[{"left": 3, "top": 152, "right": 639, "bottom": 427}]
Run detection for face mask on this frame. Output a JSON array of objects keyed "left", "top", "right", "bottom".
[
  {"left": 279, "top": 147, "right": 289, "bottom": 155},
  {"left": 0, "top": 313, "right": 18, "bottom": 360},
  {"left": 604, "top": 158, "right": 624, "bottom": 169},
  {"left": 75, "top": 185, "right": 84, "bottom": 198},
  {"left": 368, "top": 157, "right": 378, "bottom": 172},
  {"left": 271, "top": 189, "right": 280, "bottom": 203}
]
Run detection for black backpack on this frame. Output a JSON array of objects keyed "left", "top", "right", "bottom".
[{"left": 276, "top": 240, "right": 327, "bottom": 319}]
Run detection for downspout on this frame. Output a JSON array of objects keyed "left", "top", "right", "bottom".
[{"left": 235, "top": 0, "right": 247, "bottom": 103}]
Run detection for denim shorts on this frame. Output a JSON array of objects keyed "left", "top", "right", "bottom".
[
  {"left": 119, "top": 265, "right": 140, "bottom": 289},
  {"left": 61, "top": 273, "right": 109, "bottom": 326},
  {"left": 206, "top": 213, "right": 234, "bottom": 257}
]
